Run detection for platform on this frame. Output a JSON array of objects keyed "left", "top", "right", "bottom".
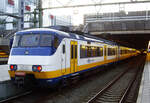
[
  {"left": 0, "top": 65, "right": 10, "bottom": 82},
  {"left": 137, "top": 53, "right": 150, "bottom": 103}
]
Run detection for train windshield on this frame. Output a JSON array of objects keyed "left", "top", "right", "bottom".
[
  {"left": 13, "top": 35, "right": 20, "bottom": 47},
  {"left": 13, "top": 34, "right": 52, "bottom": 47},
  {"left": 40, "top": 35, "right": 52, "bottom": 47},
  {"left": 20, "top": 34, "right": 40, "bottom": 47}
]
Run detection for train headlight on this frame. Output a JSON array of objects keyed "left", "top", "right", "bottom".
[
  {"left": 32, "top": 65, "right": 42, "bottom": 72},
  {"left": 10, "top": 65, "right": 17, "bottom": 71}
]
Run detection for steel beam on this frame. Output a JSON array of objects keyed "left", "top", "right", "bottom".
[
  {"left": 43, "top": 1, "right": 150, "bottom": 10},
  {"left": 90, "top": 30, "right": 150, "bottom": 35},
  {"left": 0, "top": 12, "right": 20, "bottom": 19}
]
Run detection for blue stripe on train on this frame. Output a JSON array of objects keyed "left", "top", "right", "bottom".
[{"left": 11, "top": 47, "right": 56, "bottom": 56}]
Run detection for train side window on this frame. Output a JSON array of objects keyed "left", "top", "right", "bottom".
[
  {"left": 87, "top": 46, "right": 91, "bottom": 57},
  {"left": 81, "top": 46, "right": 88, "bottom": 58},
  {"left": 62, "top": 45, "right": 65, "bottom": 54},
  {"left": 122, "top": 49, "right": 124, "bottom": 54},
  {"left": 108, "top": 48, "right": 114, "bottom": 56},
  {"left": 93, "top": 47, "right": 97, "bottom": 57},
  {"left": 120, "top": 49, "right": 122, "bottom": 54},
  {"left": 80, "top": 45, "right": 86, "bottom": 58},
  {"left": 91, "top": 47, "right": 94, "bottom": 57},
  {"left": 100, "top": 47, "right": 103, "bottom": 56},
  {"left": 112, "top": 48, "right": 115, "bottom": 55},
  {"left": 108, "top": 48, "right": 111, "bottom": 56},
  {"left": 90, "top": 47, "right": 92, "bottom": 57},
  {"left": 97, "top": 47, "right": 100, "bottom": 56}
]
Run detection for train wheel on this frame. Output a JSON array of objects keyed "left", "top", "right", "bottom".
[
  {"left": 62, "top": 78, "right": 68, "bottom": 87},
  {"left": 58, "top": 78, "right": 69, "bottom": 89}
]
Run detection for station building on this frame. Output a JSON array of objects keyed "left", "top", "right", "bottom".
[
  {"left": 43, "top": 14, "right": 72, "bottom": 27},
  {"left": 0, "top": 0, "right": 36, "bottom": 30}
]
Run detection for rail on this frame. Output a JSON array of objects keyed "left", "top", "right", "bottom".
[{"left": 87, "top": 55, "right": 145, "bottom": 103}]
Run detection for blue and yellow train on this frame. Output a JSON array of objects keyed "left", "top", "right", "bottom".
[{"left": 8, "top": 28, "right": 140, "bottom": 87}]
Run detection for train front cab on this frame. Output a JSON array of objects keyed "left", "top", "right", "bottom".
[{"left": 8, "top": 31, "right": 63, "bottom": 87}]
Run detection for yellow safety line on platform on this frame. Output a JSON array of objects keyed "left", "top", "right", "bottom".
[{"left": 146, "top": 53, "right": 150, "bottom": 61}]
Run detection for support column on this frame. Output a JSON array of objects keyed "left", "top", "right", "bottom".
[
  {"left": 18, "top": 0, "right": 24, "bottom": 30},
  {"left": 38, "top": 0, "right": 43, "bottom": 28}
]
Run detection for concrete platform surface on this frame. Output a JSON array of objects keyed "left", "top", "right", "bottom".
[
  {"left": 0, "top": 65, "right": 10, "bottom": 82},
  {"left": 137, "top": 54, "right": 150, "bottom": 103}
]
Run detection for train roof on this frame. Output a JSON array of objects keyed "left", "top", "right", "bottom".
[{"left": 16, "top": 28, "right": 116, "bottom": 45}]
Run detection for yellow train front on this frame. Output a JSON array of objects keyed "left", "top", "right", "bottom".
[{"left": 8, "top": 28, "right": 139, "bottom": 87}]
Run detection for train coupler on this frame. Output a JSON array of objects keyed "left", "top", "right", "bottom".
[{"left": 14, "top": 76, "right": 25, "bottom": 87}]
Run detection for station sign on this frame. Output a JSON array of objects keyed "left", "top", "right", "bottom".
[
  {"left": 8, "top": 0, "right": 14, "bottom": 5},
  {"left": 25, "top": 5, "right": 31, "bottom": 11}
]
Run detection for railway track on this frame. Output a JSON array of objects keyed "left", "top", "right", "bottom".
[{"left": 87, "top": 55, "right": 145, "bottom": 103}]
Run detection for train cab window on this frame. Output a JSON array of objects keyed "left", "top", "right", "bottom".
[
  {"left": 54, "top": 36, "right": 59, "bottom": 49},
  {"left": 62, "top": 45, "right": 65, "bottom": 54},
  {"left": 13, "top": 35, "right": 20, "bottom": 47},
  {"left": 40, "top": 35, "right": 52, "bottom": 47}
]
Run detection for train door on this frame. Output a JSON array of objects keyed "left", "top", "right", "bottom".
[
  {"left": 104, "top": 45, "right": 107, "bottom": 61},
  {"left": 61, "top": 40, "right": 66, "bottom": 74},
  {"left": 70, "top": 41, "right": 78, "bottom": 73},
  {"left": 116, "top": 46, "right": 119, "bottom": 60}
]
